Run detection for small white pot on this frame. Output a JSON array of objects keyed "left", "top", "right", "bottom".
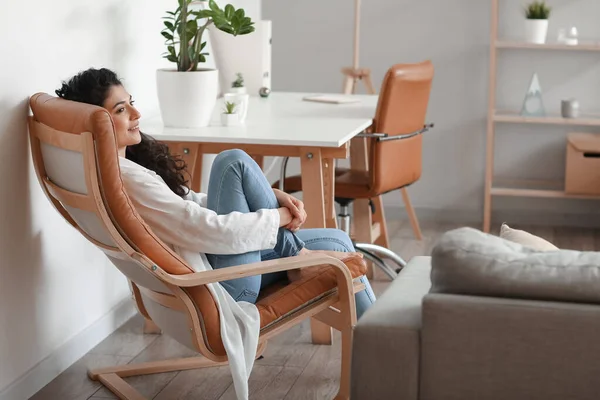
[
  {"left": 524, "top": 19, "right": 549, "bottom": 44},
  {"left": 156, "top": 68, "right": 219, "bottom": 128},
  {"left": 221, "top": 113, "right": 240, "bottom": 126},
  {"left": 229, "top": 87, "right": 247, "bottom": 94}
]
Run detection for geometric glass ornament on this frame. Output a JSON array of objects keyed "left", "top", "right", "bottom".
[{"left": 520, "top": 72, "right": 546, "bottom": 117}]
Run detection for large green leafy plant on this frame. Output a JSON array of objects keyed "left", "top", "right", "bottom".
[{"left": 161, "top": 0, "right": 255, "bottom": 71}]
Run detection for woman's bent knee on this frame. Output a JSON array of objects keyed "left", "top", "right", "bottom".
[
  {"left": 219, "top": 276, "right": 261, "bottom": 303},
  {"left": 214, "top": 149, "right": 251, "bottom": 167},
  {"left": 297, "top": 228, "right": 355, "bottom": 252}
]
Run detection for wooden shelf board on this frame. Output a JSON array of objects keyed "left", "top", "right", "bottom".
[
  {"left": 491, "top": 186, "right": 600, "bottom": 200},
  {"left": 494, "top": 111, "right": 600, "bottom": 127},
  {"left": 496, "top": 40, "right": 600, "bottom": 51}
]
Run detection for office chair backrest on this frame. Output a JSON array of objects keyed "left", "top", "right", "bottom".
[
  {"left": 28, "top": 93, "right": 227, "bottom": 360},
  {"left": 370, "top": 61, "right": 434, "bottom": 195}
]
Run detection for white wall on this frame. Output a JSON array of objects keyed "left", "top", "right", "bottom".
[
  {"left": 0, "top": 0, "right": 259, "bottom": 398},
  {"left": 263, "top": 0, "right": 600, "bottom": 228}
]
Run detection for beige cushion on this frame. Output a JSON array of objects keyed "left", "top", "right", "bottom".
[
  {"left": 499, "top": 223, "right": 558, "bottom": 251},
  {"left": 430, "top": 227, "right": 600, "bottom": 304}
]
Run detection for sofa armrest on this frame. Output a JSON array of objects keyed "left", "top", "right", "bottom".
[
  {"left": 420, "top": 293, "right": 600, "bottom": 400},
  {"left": 351, "top": 256, "right": 432, "bottom": 400}
]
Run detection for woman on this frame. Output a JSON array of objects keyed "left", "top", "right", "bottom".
[{"left": 55, "top": 67, "right": 376, "bottom": 318}]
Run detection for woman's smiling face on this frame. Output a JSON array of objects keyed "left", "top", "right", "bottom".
[{"left": 102, "top": 84, "right": 142, "bottom": 154}]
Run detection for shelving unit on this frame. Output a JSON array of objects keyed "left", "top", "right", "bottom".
[
  {"left": 495, "top": 40, "right": 600, "bottom": 51},
  {"left": 483, "top": 0, "right": 600, "bottom": 233}
]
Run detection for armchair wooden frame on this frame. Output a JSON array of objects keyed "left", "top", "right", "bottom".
[{"left": 28, "top": 94, "right": 367, "bottom": 400}]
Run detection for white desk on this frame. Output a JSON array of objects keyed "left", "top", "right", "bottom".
[
  {"left": 142, "top": 92, "right": 377, "bottom": 147},
  {"left": 141, "top": 92, "right": 379, "bottom": 345}
]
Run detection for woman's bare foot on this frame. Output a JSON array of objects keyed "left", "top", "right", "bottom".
[{"left": 297, "top": 247, "right": 362, "bottom": 260}]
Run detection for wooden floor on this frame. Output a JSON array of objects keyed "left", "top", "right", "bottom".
[{"left": 29, "top": 220, "right": 600, "bottom": 400}]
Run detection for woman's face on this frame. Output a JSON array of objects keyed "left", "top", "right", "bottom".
[{"left": 102, "top": 85, "right": 142, "bottom": 153}]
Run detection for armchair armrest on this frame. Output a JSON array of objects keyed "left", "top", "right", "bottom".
[{"left": 141, "top": 253, "right": 355, "bottom": 289}]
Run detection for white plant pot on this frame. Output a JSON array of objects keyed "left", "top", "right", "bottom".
[
  {"left": 156, "top": 68, "right": 219, "bottom": 128},
  {"left": 524, "top": 19, "right": 549, "bottom": 44},
  {"left": 229, "top": 87, "right": 247, "bottom": 94},
  {"left": 221, "top": 113, "right": 240, "bottom": 126}
]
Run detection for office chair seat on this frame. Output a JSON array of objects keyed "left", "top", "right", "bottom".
[{"left": 274, "top": 168, "right": 371, "bottom": 199}]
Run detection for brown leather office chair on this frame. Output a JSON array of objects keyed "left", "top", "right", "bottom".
[{"left": 275, "top": 61, "right": 434, "bottom": 279}]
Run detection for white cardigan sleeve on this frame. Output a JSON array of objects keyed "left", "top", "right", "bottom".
[{"left": 120, "top": 164, "right": 280, "bottom": 254}]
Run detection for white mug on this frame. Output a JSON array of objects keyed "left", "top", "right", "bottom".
[{"left": 224, "top": 93, "right": 249, "bottom": 123}]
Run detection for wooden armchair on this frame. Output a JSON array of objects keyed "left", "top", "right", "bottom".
[{"left": 27, "top": 93, "right": 368, "bottom": 400}]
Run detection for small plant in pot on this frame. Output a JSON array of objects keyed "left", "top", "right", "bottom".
[
  {"left": 524, "top": 1, "right": 551, "bottom": 44},
  {"left": 157, "top": 0, "right": 255, "bottom": 128},
  {"left": 230, "top": 72, "right": 246, "bottom": 94},
  {"left": 221, "top": 101, "right": 239, "bottom": 126}
]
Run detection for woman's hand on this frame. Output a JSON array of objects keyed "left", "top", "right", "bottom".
[{"left": 273, "top": 189, "right": 307, "bottom": 232}]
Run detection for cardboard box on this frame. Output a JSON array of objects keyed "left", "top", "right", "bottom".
[{"left": 565, "top": 132, "right": 600, "bottom": 195}]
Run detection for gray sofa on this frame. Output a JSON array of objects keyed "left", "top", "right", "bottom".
[{"left": 351, "top": 227, "right": 600, "bottom": 400}]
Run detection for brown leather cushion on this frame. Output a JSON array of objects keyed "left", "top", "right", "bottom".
[
  {"left": 273, "top": 168, "right": 371, "bottom": 199},
  {"left": 258, "top": 254, "right": 367, "bottom": 328}
]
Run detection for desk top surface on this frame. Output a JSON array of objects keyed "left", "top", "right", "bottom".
[{"left": 141, "top": 92, "right": 378, "bottom": 147}]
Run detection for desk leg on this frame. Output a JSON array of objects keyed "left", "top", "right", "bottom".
[
  {"left": 323, "top": 157, "right": 337, "bottom": 229},
  {"left": 190, "top": 145, "right": 204, "bottom": 193},
  {"left": 300, "top": 148, "right": 333, "bottom": 345},
  {"left": 350, "top": 137, "right": 375, "bottom": 279}
]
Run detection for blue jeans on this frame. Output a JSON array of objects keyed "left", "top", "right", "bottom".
[{"left": 205, "top": 149, "right": 376, "bottom": 319}]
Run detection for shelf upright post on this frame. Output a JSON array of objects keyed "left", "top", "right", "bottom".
[{"left": 483, "top": 0, "right": 499, "bottom": 233}]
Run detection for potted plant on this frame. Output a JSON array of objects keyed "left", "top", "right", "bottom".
[
  {"left": 221, "top": 101, "right": 239, "bottom": 126},
  {"left": 157, "top": 0, "right": 255, "bottom": 128},
  {"left": 524, "top": 1, "right": 551, "bottom": 44},
  {"left": 230, "top": 72, "right": 246, "bottom": 94}
]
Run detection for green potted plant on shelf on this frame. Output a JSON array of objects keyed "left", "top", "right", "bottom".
[
  {"left": 157, "top": 0, "right": 255, "bottom": 128},
  {"left": 221, "top": 101, "right": 239, "bottom": 126},
  {"left": 230, "top": 72, "right": 246, "bottom": 94},
  {"left": 524, "top": 1, "right": 551, "bottom": 44}
]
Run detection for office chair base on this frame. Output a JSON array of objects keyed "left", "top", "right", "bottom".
[
  {"left": 354, "top": 245, "right": 398, "bottom": 280},
  {"left": 354, "top": 242, "right": 408, "bottom": 279}
]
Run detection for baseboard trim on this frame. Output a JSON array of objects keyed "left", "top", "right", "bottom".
[{"left": 0, "top": 298, "right": 137, "bottom": 400}]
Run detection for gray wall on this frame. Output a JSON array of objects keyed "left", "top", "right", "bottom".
[{"left": 263, "top": 0, "right": 600, "bottom": 229}]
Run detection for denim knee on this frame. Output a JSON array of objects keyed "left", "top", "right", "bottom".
[
  {"left": 213, "top": 149, "right": 251, "bottom": 169},
  {"left": 219, "top": 275, "right": 261, "bottom": 303},
  {"left": 298, "top": 228, "right": 356, "bottom": 252}
]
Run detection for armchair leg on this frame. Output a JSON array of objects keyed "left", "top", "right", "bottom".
[
  {"left": 88, "top": 342, "right": 267, "bottom": 400},
  {"left": 401, "top": 188, "right": 423, "bottom": 241},
  {"left": 142, "top": 317, "right": 161, "bottom": 335},
  {"left": 310, "top": 318, "right": 333, "bottom": 345},
  {"left": 89, "top": 356, "right": 229, "bottom": 400},
  {"left": 335, "top": 327, "right": 353, "bottom": 400}
]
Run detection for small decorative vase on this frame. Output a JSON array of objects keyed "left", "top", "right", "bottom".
[
  {"left": 566, "top": 27, "right": 579, "bottom": 45},
  {"left": 561, "top": 99, "right": 580, "bottom": 119},
  {"left": 221, "top": 113, "right": 240, "bottom": 126},
  {"left": 524, "top": 19, "right": 549, "bottom": 44}
]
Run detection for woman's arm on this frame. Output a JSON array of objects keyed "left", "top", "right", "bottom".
[
  {"left": 122, "top": 170, "right": 287, "bottom": 254},
  {"left": 186, "top": 187, "right": 292, "bottom": 228}
]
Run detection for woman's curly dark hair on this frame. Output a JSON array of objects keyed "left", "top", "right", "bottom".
[{"left": 55, "top": 67, "right": 189, "bottom": 197}]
